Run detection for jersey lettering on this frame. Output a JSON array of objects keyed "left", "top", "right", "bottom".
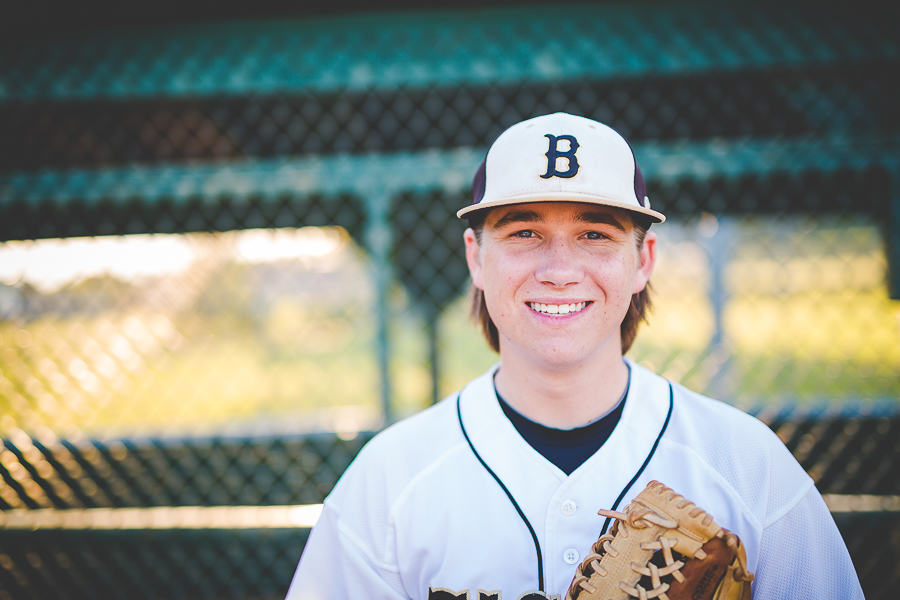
[
  {"left": 541, "top": 134, "right": 580, "bottom": 179},
  {"left": 428, "top": 588, "right": 469, "bottom": 599},
  {"left": 427, "top": 588, "right": 559, "bottom": 600}
]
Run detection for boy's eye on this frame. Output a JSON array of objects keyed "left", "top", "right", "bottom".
[
  {"left": 513, "top": 230, "right": 535, "bottom": 238},
  {"left": 584, "top": 231, "right": 607, "bottom": 240}
]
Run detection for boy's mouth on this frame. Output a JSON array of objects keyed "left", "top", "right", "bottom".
[{"left": 528, "top": 301, "right": 588, "bottom": 316}]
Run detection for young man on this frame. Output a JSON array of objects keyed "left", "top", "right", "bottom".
[{"left": 286, "top": 113, "right": 862, "bottom": 599}]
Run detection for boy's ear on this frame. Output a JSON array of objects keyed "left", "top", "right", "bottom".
[
  {"left": 632, "top": 230, "right": 657, "bottom": 295},
  {"left": 464, "top": 228, "right": 484, "bottom": 290}
]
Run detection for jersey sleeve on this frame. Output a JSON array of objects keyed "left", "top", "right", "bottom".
[
  {"left": 752, "top": 485, "right": 864, "bottom": 599},
  {"left": 285, "top": 501, "right": 410, "bottom": 600}
]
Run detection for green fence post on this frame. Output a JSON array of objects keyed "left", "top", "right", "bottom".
[
  {"left": 889, "top": 169, "right": 900, "bottom": 301},
  {"left": 427, "top": 313, "right": 440, "bottom": 405},
  {"left": 367, "top": 191, "right": 394, "bottom": 426}
]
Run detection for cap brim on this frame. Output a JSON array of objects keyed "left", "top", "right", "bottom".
[{"left": 456, "top": 193, "right": 666, "bottom": 223}]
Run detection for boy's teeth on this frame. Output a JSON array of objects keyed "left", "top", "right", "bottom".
[{"left": 530, "top": 302, "right": 586, "bottom": 315}]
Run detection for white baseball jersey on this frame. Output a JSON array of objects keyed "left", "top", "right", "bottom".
[{"left": 286, "top": 360, "right": 863, "bottom": 599}]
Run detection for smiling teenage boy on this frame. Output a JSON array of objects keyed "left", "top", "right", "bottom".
[{"left": 286, "top": 113, "right": 862, "bottom": 599}]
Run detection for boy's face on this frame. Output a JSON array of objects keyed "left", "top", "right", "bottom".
[{"left": 464, "top": 201, "right": 656, "bottom": 369}]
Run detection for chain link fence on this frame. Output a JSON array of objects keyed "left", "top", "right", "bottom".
[
  {"left": 1, "top": 407, "right": 899, "bottom": 599},
  {"left": 1, "top": 2, "right": 899, "bottom": 599}
]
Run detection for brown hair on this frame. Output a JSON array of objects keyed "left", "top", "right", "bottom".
[{"left": 467, "top": 210, "right": 652, "bottom": 354}]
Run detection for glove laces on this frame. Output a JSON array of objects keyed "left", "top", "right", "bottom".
[{"left": 569, "top": 507, "right": 697, "bottom": 600}]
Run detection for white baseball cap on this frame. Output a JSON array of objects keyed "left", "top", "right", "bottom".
[{"left": 457, "top": 112, "right": 665, "bottom": 223}]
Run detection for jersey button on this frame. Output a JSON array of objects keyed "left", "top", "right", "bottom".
[
  {"left": 563, "top": 548, "right": 580, "bottom": 564},
  {"left": 561, "top": 500, "right": 577, "bottom": 515}
]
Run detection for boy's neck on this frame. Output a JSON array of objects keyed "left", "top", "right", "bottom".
[{"left": 493, "top": 346, "right": 630, "bottom": 429}]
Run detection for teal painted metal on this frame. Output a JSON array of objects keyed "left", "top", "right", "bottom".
[
  {"left": 2, "top": 135, "right": 896, "bottom": 207},
  {"left": 2, "top": 3, "right": 896, "bottom": 100},
  {"left": 638, "top": 135, "right": 900, "bottom": 179},
  {"left": 0, "top": 149, "right": 480, "bottom": 205}
]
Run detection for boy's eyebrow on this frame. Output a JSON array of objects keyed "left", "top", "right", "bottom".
[
  {"left": 487, "top": 207, "right": 628, "bottom": 232},
  {"left": 575, "top": 211, "right": 627, "bottom": 232},
  {"left": 489, "top": 209, "right": 545, "bottom": 230}
]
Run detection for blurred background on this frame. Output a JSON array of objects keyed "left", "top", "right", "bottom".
[{"left": 1, "top": 0, "right": 898, "bottom": 598}]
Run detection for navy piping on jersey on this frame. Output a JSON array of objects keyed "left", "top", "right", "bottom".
[
  {"left": 456, "top": 396, "right": 546, "bottom": 592},
  {"left": 456, "top": 378, "right": 675, "bottom": 593},
  {"left": 598, "top": 381, "right": 675, "bottom": 537}
]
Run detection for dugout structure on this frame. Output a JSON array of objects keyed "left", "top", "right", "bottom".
[{"left": 1, "top": 2, "right": 899, "bottom": 599}]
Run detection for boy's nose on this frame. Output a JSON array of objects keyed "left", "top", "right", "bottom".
[{"left": 534, "top": 240, "right": 584, "bottom": 287}]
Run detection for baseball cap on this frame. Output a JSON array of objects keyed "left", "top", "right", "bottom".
[{"left": 457, "top": 112, "right": 665, "bottom": 223}]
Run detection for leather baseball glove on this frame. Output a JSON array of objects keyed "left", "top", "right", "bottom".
[{"left": 566, "top": 480, "right": 754, "bottom": 600}]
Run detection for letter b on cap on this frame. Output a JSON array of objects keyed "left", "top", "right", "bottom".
[{"left": 541, "top": 134, "right": 579, "bottom": 179}]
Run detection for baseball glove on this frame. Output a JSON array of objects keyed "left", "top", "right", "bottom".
[{"left": 566, "top": 480, "right": 754, "bottom": 600}]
